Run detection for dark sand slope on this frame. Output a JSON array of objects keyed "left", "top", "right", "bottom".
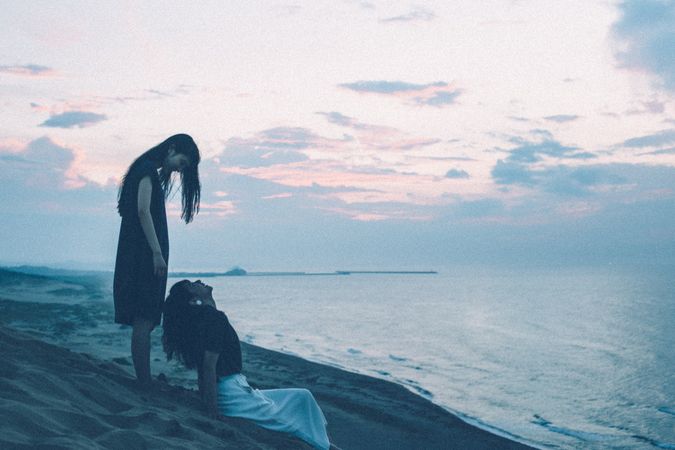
[{"left": 0, "top": 325, "right": 312, "bottom": 450}]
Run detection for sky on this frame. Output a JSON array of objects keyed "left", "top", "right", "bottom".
[{"left": 0, "top": 0, "right": 674, "bottom": 271}]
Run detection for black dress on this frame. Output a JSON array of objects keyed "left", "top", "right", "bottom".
[
  {"left": 199, "top": 308, "right": 243, "bottom": 377},
  {"left": 113, "top": 160, "right": 169, "bottom": 326}
]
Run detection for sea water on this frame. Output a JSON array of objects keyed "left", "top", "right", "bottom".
[{"left": 169, "top": 263, "right": 675, "bottom": 449}]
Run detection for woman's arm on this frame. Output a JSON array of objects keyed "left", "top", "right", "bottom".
[
  {"left": 137, "top": 176, "right": 166, "bottom": 276},
  {"left": 201, "top": 350, "right": 220, "bottom": 418},
  {"left": 197, "top": 365, "right": 204, "bottom": 400}
]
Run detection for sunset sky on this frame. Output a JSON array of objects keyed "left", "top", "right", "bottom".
[{"left": 1, "top": 0, "right": 674, "bottom": 270}]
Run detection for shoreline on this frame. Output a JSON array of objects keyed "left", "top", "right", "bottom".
[
  {"left": 241, "top": 341, "right": 536, "bottom": 449},
  {"left": 241, "top": 341, "right": 533, "bottom": 448},
  {"left": 0, "top": 267, "right": 534, "bottom": 449}
]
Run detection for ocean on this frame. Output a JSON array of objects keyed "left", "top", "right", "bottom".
[{"left": 166, "top": 263, "right": 675, "bottom": 449}]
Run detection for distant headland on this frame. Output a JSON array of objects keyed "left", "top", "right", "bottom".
[{"left": 169, "top": 267, "right": 438, "bottom": 278}]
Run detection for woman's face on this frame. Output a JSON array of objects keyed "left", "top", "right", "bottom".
[
  {"left": 165, "top": 147, "right": 192, "bottom": 173},
  {"left": 187, "top": 280, "right": 216, "bottom": 308}
]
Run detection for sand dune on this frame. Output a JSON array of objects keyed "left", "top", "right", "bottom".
[{"left": 0, "top": 325, "right": 313, "bottom": 449}]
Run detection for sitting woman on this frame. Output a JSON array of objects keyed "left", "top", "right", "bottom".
[{"left": 162, "top": 279, "right": 331, "bottom": 450}]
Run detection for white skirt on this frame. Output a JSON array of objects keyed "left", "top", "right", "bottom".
[{"left": 217, "top": 374, "right": 330, "bottom": 450}]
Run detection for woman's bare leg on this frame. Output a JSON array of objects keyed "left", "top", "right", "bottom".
[{"left": 131, "top": 317, "right": 154, "bottom": 386}]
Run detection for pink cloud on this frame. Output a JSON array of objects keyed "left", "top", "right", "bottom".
[
  {"left": 321, "top": 206, "right": 433, "bottom": 222},
  {"left": 327, "top": 190, "right": 408, "bottom": 204},
  {"left": 221, "top": 161, "right": 414, "bottom": 188},
  {"left": 220, "top": 160, "right": 455, "bottom": 206},
  {"left": 317, "top": 112, "right": 443, "bottom": 152},
  {"left": 30, "top": 102, "right": 51, "bottom": 112},
  {"left": 213, "top": 122, "right": 479, "bottom": 218},
  {"left": 0, "top": 137, "right": 28, "bottom": 153},
  {"left": 262, "top": 192, "right": 293, "bottom": 200},
  {"left": 167, "top": 199, "right": 237, "bottom": 218},
  {"left": 329, "top": 209, "right": 390, "bottom": 221},
  {"left": 339, "top": 80, "right": 461, "bottom": 107},
  {"left": 359, "top": 135, "right": 442, "bottom": 151},
  {"left": 59, "top": 141, "right": 89, "bottom": 189},
  {"left": 0, "top": 64, "right": 56, "bottom": 78},
  {"left": 0, "top": 136, "right": 103, "bottom": 191}
]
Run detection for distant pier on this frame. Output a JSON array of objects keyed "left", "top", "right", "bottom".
[{"left": 335, "top": 270, "right": 437, "bottom": 275}]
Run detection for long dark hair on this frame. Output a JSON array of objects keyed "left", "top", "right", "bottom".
[
  {"left": 117, "top": 134, "right": 201, "bottom": 223},
  {"left": 162, "top": 280, "right": 208, "bottom": 369}
]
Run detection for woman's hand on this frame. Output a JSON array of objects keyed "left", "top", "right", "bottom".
[
  {"left": 153, "top": 252, "right": 167, "bottom": 277},
  {"left": 202, "top": 351, "right": 220, "bottom": 420}
]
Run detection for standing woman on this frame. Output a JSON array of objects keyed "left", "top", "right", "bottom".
[{"left": 114, "top": 133, "right": 201, "bottom": 386}]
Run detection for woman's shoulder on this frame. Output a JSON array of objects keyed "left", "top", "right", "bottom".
[
  {"left": 203, "top": 309, "right": 237, "bottom": 339},
  {"left": 130, "top": 160, "right": 159, "bottom": 180},
  {"left": 200, "top": 308, "right": 229, "bottom": 348},
  {"left": 200, "top": 307, "right": 227, "bottom": 327}
]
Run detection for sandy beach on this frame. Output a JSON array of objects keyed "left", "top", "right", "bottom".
[{"left": 0, "top": 267, "right": 532, "bottom": 449}]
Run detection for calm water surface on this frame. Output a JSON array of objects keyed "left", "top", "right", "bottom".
[{"left": 171, "top": 264, "right": 675, "bottom": 449}]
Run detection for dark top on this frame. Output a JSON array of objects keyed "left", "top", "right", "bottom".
[
  {"left": 113, "top": 160, "right": 169, "bottom": 326},
  {"left": 201, "top": 307, "right": 243, "bottom": 377}
]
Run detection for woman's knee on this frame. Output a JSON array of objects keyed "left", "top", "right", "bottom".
[
  {"left": 299, "top": 388, "right": 317, "bottom": 403},
  {"left": 132, "top": 317, "right": 154, "bottom": 334}
]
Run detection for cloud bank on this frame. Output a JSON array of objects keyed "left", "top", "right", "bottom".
[
  {"left": 339, "top": 80, "right": 461, "bottom": 107},
  {"left": 612, "top": 0, "right": 675, "bottom": 91},
  {"left": 621, "top": 129, "right": 675, "bottom": 148},
  {"left": 0, "top": 64, "right": 55, "bottom": 77}
]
